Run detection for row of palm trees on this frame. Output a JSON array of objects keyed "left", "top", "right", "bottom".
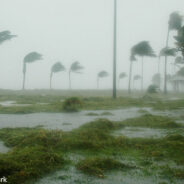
[
  {"left": 1, "top": 11, "right": 183, "bottom": 94},
  {"left": 128, "top": 12, "right": 184, "bottom": 94}
]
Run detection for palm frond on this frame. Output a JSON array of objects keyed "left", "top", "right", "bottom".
[
  {"left": 98, "top": 71, "right": 109, "bottom": 78},
  {"left": 174, "top": 26, "right": 184, "bottom": 57},
  {"left": 70, "top": 61, "right": 84, "bottom": 73},
  {"left": 119, "top": 72, "right": 127, "bottom": 79},
  {"left": 0, "top": 30, "right": 17, "bottom": 44},
  {"left": 169, "top": 12, "right": 183, "bottom": 31},
  {"left": 132, "top": 41, "right": 156, "bottom": 57},
  {"left": 24, "top": 52, "right": 43, "bottom": 63},
  {"left": 51, "top": 62, "right": 65, "bottom": 73},
  {"left": 159, "top": 47, "right": 177, "bottom": 57}
]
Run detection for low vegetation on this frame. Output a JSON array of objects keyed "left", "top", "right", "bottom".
[{"left": 0, "top": 114, "right": 183, "bottom": 183}]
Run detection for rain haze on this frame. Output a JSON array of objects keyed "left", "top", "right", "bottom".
[
  {"left": 1, "top": 1, "right": 184, "bottom": 183},
  {"left": 0, "top": 0, "right": 183, "bottom": 90}
]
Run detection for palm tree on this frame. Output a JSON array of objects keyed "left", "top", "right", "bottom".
[
  {"left": 113, "top": 0, "right": 117, "bottom": 99},
  {"left": 97, "top": 70, "right": 109, "bottom": 89},
  {"left": 69, "top": 61, "right": 83, "bottom": 89},
  {"left": 118, "top": 72, "right": 127, "bottom": 88},
  {"left": 133, "top": 74, "right": 141, "bottom": 90},
  {"left": 50, "top": 62, "right": 65, "bottom": 89},
  {"left": 22, "top": 52, "right": 43, "bottom": 90},
  {"left": 160, "top": 47, "right": 176, "bottom": 94},
  {"left": 0, "top": 30, "right": 16, "bottom": 44},
  {"left": 132, "top": 41, "right": 156, "bottom": 91},
  {"left": 128, "top": 53, "right": 136, "bottom": 94},
  {"left": 164, "top": 12, "right": 183, "bottom": 93}
]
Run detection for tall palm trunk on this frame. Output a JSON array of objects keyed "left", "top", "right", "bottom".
[
  {"left": 158, "top": 57, "right": 160, "bottom": 74},
  {"left": 113, "top": 0, "right": 117, "bottom": 99},
  {"left": 164, "top": 27, "right": 170, "bottom": 94},
  {"left": 50, "top": 72, "right": 53, "bottom": 89},
  {"left": 22, "top": 63, "right": 26, "bottom": 90},
  {"left": 141, "top": 57, "right": 144, "bottom": 91},
  {"left": 69, "top": 71, "right": 71, "bottom": 89},
  {"left": 128, "top": 61, "right": 133, "bottom": 94}
]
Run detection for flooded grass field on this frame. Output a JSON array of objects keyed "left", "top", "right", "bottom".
[{"left": 0, "top": 90, "right": 183, "bottom": 184}]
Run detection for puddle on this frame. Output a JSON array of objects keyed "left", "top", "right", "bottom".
[
  {"left": 0, "top": 101, "right": 31, "bottom": 107},
  {"left": 0, "top": 108, "right": 141, "bottom": 131},
  {"left": 113, "top": 127, "right": 166, "bottom": 138},
  {"left": 35, "top": 165, "right": 183, "bottom": 184},
  {"left": 0, "top": 141, "right": 10, "bottom": 153}
]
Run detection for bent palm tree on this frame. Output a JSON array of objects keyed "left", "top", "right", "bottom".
[
  {"left": 128, "top": 53, "right": 136, "bottom": 94},
  {"left": 22, "top": 52, "right": 43, "bottom": 90},
  {"left": 164, "top": 12, "right": 183, "bottom": 93},
  {"left": 132, "top": 41, "right": 156, "bottom": 91},
  {"left": 118, "top": 72, "right": 127, "bottom": 88},
  {"left": 69, "top": 61, "right": 83, "bottom": 89},
  {"left": 97, "top": 70, "right": 109, "bottom": 89},
  {"left": 50, "top": 62, "right": 65, "bottom": 89},
  {"left": 0, "top": 30, "right": 16, "bottom": 44},
  {"left": 160, "top": 47, "right": 176, "bottom": 93}
]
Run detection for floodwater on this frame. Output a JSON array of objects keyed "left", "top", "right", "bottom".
[
  {"left": 113, "top": 127, "right": 184, "bottom": 138},
  {"left": 0, "top": 106, "right": 183, "bottom": 184},
  {"left": 35, "top": 165, "right": 183, "bottom": 184},
  {"left": 113, "top": 127, "right": 167, "bottom": 138},
  {"left": 0, "top": 101, "right": 30, "bottom": 107},
  {"left": 0, "top": 108, "right": 141, "bottom": 131}
]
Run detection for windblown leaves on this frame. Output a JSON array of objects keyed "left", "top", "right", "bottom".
[
  {"left": 169, "top": 12, "right": 183, "bottom": 31},
  {"left": 51, "top": 62, "right": 65, "bottom": 73},
  {"left": 98, "top": 71, "right": 109, "bottom": 78},
  {"left": 24, "top": 52, "right": 43, "bottom": 63},
  {"left": 0, "top": 30, "right": 17, "bottom": 45},
  {"left": 131, "top": 41, "right": 156, "bottom": 57}
]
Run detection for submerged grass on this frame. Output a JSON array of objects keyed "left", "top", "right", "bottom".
[
  {"left": 0, "top": 92, "right": 184, "bottom": 114},
  {"left": 76, "top": 157, "right": 134, "bottom": 178},
  {"left": 0, "top": 114, "right": 183, "bottom": 183}
]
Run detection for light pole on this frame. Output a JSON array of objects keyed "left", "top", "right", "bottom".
[{"left": 113, "top": 0, "right": 117, "bottom": 99}]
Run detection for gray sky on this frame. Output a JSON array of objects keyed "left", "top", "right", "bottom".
[{"left": 0, "top": 0, "right": 183, "bottom": 90}]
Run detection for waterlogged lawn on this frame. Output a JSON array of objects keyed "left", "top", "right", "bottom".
[
  {"left": 0, "top": 115, "right": 183, "bottom": 184},
  {"left": 0, "top": 95, "right": 184, "bottom": 114}
]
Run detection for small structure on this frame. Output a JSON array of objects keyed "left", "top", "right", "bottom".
[{"left": 170, "top": 75, "right": 184, "bottom": 92}]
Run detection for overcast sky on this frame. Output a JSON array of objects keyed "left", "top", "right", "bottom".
[{"left": 0, "top": 0, "right": 183, "bottom": 90}]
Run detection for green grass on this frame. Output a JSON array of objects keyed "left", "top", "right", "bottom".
[
  {"left": 118, "top": 114, "right": 180, "bottom": 128},
  {"left": 0, "top": 115, "right": 183, "bottom": 183},
  {"left": 76, "top": 157, "right": 135, "bottom": 178}
]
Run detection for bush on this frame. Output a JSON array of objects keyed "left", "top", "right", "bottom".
[
  {"left": 147, "top": 84, "right": 158, "bottom": 93},
  {"left": 62, "top": 97, "right": 83, "bottom": 112}
]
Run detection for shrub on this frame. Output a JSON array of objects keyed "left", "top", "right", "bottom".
[
  {"left": 62, "top": 97, "right": 83, "bottom": 112},
  {"left": 147, "top": 84, "right": 158, "bottom": 93}
]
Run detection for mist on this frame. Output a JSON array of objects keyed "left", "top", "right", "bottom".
[{"left": 0, "top": 0, "right": 184, "bottom": 90}]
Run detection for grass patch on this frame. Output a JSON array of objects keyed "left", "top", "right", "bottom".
[
  {"left": 76, "top": 157, "right": 134, "bottom": 178},
  {"left": 118, "top": 114, "right": 180, "bottom": 128},
  {"left": 0, "top": 116, "right": 183, "bottom": 183}
]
